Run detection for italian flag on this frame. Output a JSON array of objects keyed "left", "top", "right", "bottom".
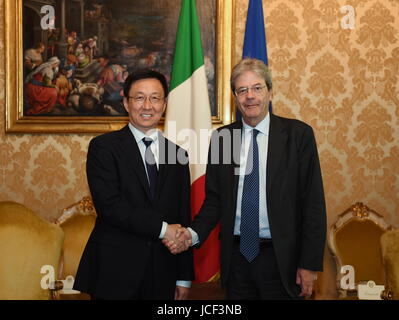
[{"left": 164, "top": 0, "right": 220, "bottom": 283}]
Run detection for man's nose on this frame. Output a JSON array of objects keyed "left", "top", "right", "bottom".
[
  {"left": 143, "top": 97, "right": 153, "bottom": 108},
  {"left": 246, "top": 88, "right": 255, "bottom": 99}
]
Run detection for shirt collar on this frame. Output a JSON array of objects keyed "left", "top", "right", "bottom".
[
  {"left": 242, "top": 112, "right": 270, "bottom": 136},
  {"left": 128, "top": 123, "right": 160, "bottom": 144}
]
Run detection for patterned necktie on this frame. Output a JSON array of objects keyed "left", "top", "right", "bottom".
[
  {"left": 142, "top": 138, "right": 158, "bottom": 198},
  {"left": 240, "top": 129, "right": 260, "bottom": 262}
]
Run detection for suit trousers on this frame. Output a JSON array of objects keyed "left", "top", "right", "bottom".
[
  {"left": 92, "top": 250, "right": 175, "bottom": 300},
  {"left": 131, "top": 250, "right": 175, "bottom": 300},
  {"left": 226, "top": 238, "right": 292, "bottom": 300}
]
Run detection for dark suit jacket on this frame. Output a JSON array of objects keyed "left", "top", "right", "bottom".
[
  {"left": 191, "top": 114, "right": 327, "bottom": 298},
  {"left": 74, "top": 125, "right": 194, "bottom": 299}
]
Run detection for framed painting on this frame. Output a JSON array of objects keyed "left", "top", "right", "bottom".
[{"left": 5, "top": 0, "right": 235, "bottom": 133}]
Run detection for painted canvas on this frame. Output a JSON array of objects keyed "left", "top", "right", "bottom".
[{"left": 22, "top": 0, "right": 216, "bottom": 118}]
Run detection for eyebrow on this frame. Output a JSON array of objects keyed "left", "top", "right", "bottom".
[
  {"left": 131, "top": 91, "right": 163, "bottom": 96},
  {"left": 236, "top": 83, "right": 263, "bottom": 89}
]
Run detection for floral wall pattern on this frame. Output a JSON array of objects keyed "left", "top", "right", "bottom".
[{"left": 0, "top": 0, "right": 398, "bottom": 298}]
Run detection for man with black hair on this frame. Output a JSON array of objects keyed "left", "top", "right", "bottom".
[{"left": 74, "top": 69, "right": 194, "bottom": 300}]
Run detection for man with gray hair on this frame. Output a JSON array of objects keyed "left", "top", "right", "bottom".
[{"left": 164, "top": 58, "right": 327, "bottom": 300}]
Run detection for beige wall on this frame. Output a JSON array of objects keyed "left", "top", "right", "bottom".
[{"left": 0, "top": 0, "right": 398, "bottom": 298}]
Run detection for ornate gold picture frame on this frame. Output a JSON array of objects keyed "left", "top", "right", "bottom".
[{"left": 5, "top": 0, "right": 234, "bottom": 133}]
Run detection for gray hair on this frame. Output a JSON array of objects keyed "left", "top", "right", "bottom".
[{"left": 230, "top": 58, "right": 272, "bottom": 93}]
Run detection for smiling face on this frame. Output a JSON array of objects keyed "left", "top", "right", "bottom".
[
  {"left": 123, "top": 78, "right": 166, "bottom": 133},
  {"left": 234, "top": 70, "right": 272, "bottom": 127}
]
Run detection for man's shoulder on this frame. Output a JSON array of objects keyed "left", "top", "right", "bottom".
[
  {"left": 272, "top": 114, "right": 313, "bottom": 133},
  {"left": 215, "top": 121, "right": 241, "bottom": 133},
  {"left": 214, "top": 116, "right": 313, "bottom": 133},
  {"left": 90, "top": 126, "right": 127, "bottom": 146}
]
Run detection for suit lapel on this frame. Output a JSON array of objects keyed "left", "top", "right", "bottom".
[
  {"left": 118, "top": 125, "right": 152, "bottom": 200},
  {"left": 267, "top": 114, "right": 287, "bottom": 194},
  {"left": 230, "top": 121, "right": 243, "bottom": 215}
]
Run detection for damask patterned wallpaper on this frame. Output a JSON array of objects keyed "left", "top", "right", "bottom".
[{"left": 0, "top": 0, "right": 398, "bottom": 298}]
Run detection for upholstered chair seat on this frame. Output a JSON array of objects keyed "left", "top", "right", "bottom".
[{"left": 0, "top": 201, "right": 64, "bottom": 300}]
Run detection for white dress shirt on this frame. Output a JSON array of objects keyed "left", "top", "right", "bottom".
[{"left": 234, "top": 113, "right": 271, "bottom": 238}]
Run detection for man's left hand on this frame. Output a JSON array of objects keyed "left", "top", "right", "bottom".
[
  {"left": 175, "top": 285, "right": 190, "bottom": 300},
  {"left": 296, "top": 268, "right": 317, "bottom": 298}
]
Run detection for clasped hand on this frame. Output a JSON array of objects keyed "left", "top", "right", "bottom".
[{"left": 162, "top": 224, "right": 192, "bottom": 254}]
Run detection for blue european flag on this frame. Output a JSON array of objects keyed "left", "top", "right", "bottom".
[
  {"left": 243, "top": 0, "right": 268, "bottom": 65},
  {"left": 238, "top": 0, "right": 272, "bottom": 120}
]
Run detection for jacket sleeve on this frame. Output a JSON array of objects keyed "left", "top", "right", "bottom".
[
  {"left": 190, "top": 131, "right": 223, "bottom": 247},
  {"left": 86, "top": 138, "right": 163, "bottom": 239},
  {"left": 297, "top": 125, "right": 327, "bottom": 271},
  {"left": 176, "top": 160, "right": 195, "bottom": 281}
]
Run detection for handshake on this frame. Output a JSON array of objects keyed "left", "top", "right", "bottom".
[{"left": 162, "top": 224, "right": 193, "bottom": 254}]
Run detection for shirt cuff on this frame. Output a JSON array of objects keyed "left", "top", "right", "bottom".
[
  {"left": 176, "top": 280, "right": 191, "bottom": 288},
  {"left": 159, "top": 221, "right": 168, "bottom": 239},
  {"left": 187, "top": 227, "right": 199, "bottom": 246}
]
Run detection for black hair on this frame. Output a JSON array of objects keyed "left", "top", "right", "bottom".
[{"left": 123, "top": 69, "right": 169, "bottom": 98}]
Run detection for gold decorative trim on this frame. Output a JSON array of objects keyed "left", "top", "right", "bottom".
[
  {"left": 207, "top": 271, "right": 221, "bottom": 283},
  {"left": 332, "top": 202, "right": 391, "bottom": 231},
  {"left": 56, "top": 196, "right": 96, "bottom": 225},
  {"left": 350, "top": 202, "right": 370, "bottom": 218},
  {"left": 214, "top": 0, "right": 235, "bottom": 128}
]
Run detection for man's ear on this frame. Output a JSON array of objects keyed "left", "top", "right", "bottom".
[{"left": 123, "top": 97, "right": 129, "bottom": 113}]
